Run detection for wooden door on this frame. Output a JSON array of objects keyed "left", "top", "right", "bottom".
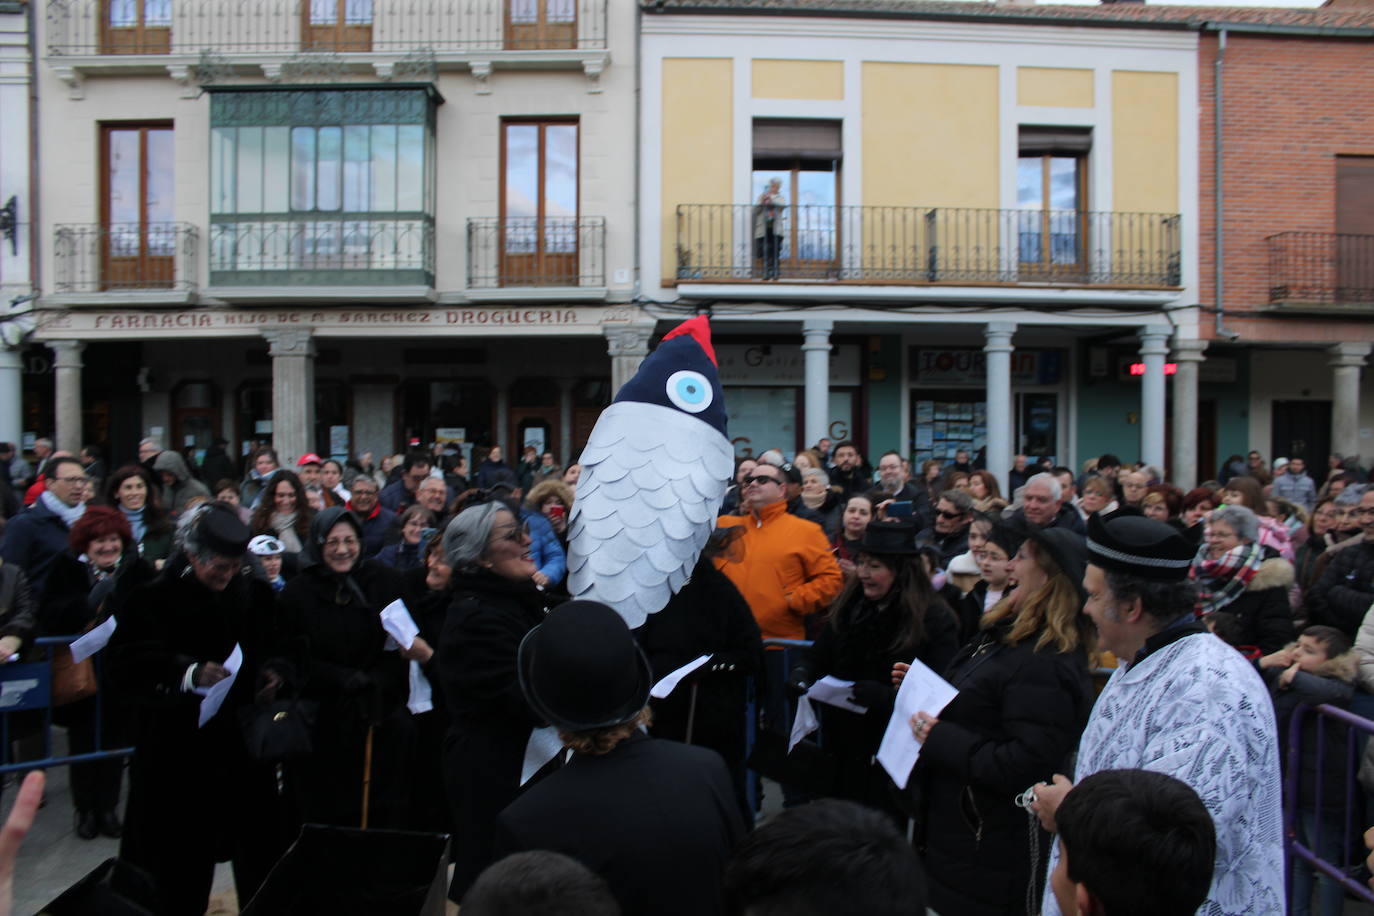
[
  {"left": 505, "top": 0, "right": 577, "bottom": 50},
  {"left": 102, "top": 125, "right": 174, "bottom": 290},
  {"left": 100, "top": 0, "right": 171, "bottom": 54},
  {"left": 302, "top": 0, "right": 373, "bottom": 52},
  {"left": 1272, "top": 401, "right": 1331, "bottom": 469},
  {"left": 501, "top": 121, "right": 579, "bottom": 286}
]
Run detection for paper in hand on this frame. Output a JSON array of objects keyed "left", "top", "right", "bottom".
[
  {"left": 787, "top": 676, "right": 864, "bottom": 753},
  {"left": 407, "top": 660, "right": 433, "bottom": 715},
  {"left": 650, "top": 654, "right": 711, "bottom": 699},
  {"left": 379, "top": 599, "right": 420, "bottom": 651},
  {"left": 69, "top": 616, "right": 118, "bottom": 664},
  {"left": 195, "top": 643, "right": 243, "bottom": 728},
  {"left": 876, "top": 657, "right": 958, "bottom": 789}
]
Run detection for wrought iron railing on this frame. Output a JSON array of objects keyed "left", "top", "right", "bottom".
[
  {"left": 209, "top": 215, "right": 434, "bottom": 286},
  {"left": 676, "top": 204, "right": 1182, "bottom": 288},
  {"left": 53, "top": 222, "right": 198, "bottom": 293},
  {"left": 466, "top": 216, "right": 604, "bottom": 288},
  {"left": 46, "top": 0, "right": 608, "bottom": 56},
  {"left": 1267, "top": 231, "right": 1374, "bottom": 308}
]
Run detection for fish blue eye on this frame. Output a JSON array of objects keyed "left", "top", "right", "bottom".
[{"left": 665, "top": 370, "right": 713, "bottom": 413}]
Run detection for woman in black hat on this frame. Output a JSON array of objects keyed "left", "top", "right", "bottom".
[
  {"left": 788, "top": 518, "right": 960, "bottom": 821},
  {"left": 904, "top": 524, "right": 1095, "bottom": 916}
]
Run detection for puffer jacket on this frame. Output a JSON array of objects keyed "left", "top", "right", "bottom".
[
  {"left": 1307, "top": 540, "right": 1374, "bottom": 639},
  {"left": 1206, "top": 554, "right": 1297, "bottom": 655}
]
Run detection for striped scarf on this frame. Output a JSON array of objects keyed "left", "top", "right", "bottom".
[{"left": 1191, "top": 541, "right": 1264, "bottom": 617}]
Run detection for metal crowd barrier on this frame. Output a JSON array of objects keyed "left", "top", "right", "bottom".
[
  {"left": 0, "top": 635, "right": 134, "bottom": 774},
  {"left": 1284, "top": 702, "right": 1374, "bottom": 907}
]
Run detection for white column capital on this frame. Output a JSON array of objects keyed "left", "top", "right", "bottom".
[
  {"left": 49, "top": 340, "right": 85, "bottom": 369},
  {"left": 1138, "top": 326, "right": 1171, "bottom": 356},
  {"left": 1171, "top": 338, "right": 1209, "bottom": 363},
  {"left": 801, "top": 318, "right": 834, "bottom": 336},
  {"left": 262, "top": 327, "right": 315, "bottom": 358},
  {"left": 984, "top": 322, "right": 1016, "bottom": 351},
  {"left": 1328, "top": 342, "right": 1372, "bottom": 369},
  {"left": 603, "top": 322, "right": 655, "bottom": 359}
]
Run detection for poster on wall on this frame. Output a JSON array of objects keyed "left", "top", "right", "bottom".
[{"left": 329, "top": 426, "right": 350, "bottom": 462}]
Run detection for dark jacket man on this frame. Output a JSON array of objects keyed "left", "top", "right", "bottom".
[{"left": 1307, "top": 540, "right": 1374, "bottom": 638}]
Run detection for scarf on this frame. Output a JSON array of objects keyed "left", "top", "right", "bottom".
[
  {"left": 271, "top": 512, "right": 303, "bottom": 554},
  {"left": 40, "top": 490, "right": 86, "bottom": 528},
  {"left": 119, "top": 503, "right": 147, "bottom": 543},
  {"left": 1192, "top": 540, "right": 1264, "bottom": 616}
]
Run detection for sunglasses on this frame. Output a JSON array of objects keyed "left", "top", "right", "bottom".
[
  {"left": 937, "top": 509, "right": 966, "bottom": 520},
  {"left": 743, "top": 475, "right": 781, "bottom": 486}
]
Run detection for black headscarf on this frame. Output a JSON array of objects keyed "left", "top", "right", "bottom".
[{"left": 301, "top": 505, "right": 369, "bottom": 605}]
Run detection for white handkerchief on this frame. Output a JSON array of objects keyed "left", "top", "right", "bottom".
[
  {"left": 379, "top": 599, "right": 420, "bottom": 651},
  {"left": 407, "top": 660, "right": 433, "bottom": 715},
  {"left": 521, "top": 725, "right": 564, "bottom": 786},
  {"left": 877, "top": 657, "right": 959, "bottom": 789},
  {"left": 786, "top": 677, "right": 863, "bottom": 752},
  {"left": 195, "top": 643, "right": 243, "bottom": 728},
  {"left": 69, "top": 616, "right": 118, "bottom": 664},
  {"left": 650, "top": 654, "right": 711, "bottom": 699},
  {"left": 788, "top": 695, "right": 819, "bottom": 752}
]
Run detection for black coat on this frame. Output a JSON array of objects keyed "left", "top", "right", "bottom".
[
  {"left": 109, "top": 567, "right": 288, "bottom": 915},
  {"left": 0, "top": 560, "right": 35, "bottom": 646},
  {"left": 912, "top": 621, "right": 1093, "bottom": 916},
  {"left": 1307, "top": 540, "right": 1374, "bottom": 638},
  {"left": 0, "top": 498, "right": 73, "bottom": 598},
  {"left": 916, "top": 524, "right": 970, "bottom": 567},
  {"left": 401, "top": 563, "right": 453, "bottom": 834},
  {"left": 1264, "top": 651, "right": 1357, "bottom": 813},
  {"left": 1004, "top": 503, "right": 1087, "bottom": 535},
  {"left": 794, "top": 589, "right": 960, "bottom": 816},
  {"left": 638, "top": 560, "right": 763, "bottom": 816},
  {"left": 494, "top": 732, "right": 744, "bottom": 916},
  {"left": 438, "top": 570, "right": 550, "bottom": 901},
  {"left": 1206, "top": 554, "right": 1297, "bottom": 654},
  {"left": 279, "top": 558, "right": 412, "bottom": 829}
]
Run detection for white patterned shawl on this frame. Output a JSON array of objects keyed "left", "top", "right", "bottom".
[{"left": 1042, "top": 633, "right": 1285, "bottom": 916}]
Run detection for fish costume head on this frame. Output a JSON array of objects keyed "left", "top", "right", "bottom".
[{"left": 567, "top": 316, "right": 734, "bottom": 627}]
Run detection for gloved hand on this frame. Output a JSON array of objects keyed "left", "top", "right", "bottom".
[
  {"left": 787, "top": 668, "right": 813, "bottom": 697},
  {"left": 848, "top": 679, "right": 890, "bottom": 710}
]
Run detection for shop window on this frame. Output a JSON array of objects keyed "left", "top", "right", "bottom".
[
  {"left": 506, "top": 0, "right": 577, "bottom": 50},
  {"left": 303, "top": 0, "right": 373, "bottom": 52},
  {"left": 101, "top": 0, "right": 171, "bottom": 54},
  {"left": 751, "top": 119, "right": 842, "bottom": 279},
  {"left": 101, "top": 123, "right": 175, "bottom": 290},
  {"left": 1017, "top": 127, "right": 1090, "bottom": 277},
  {"left": 400, "top": 379, "right": 496, "bottom": 451},
  {"left": 501, "top": 119, "right": 579, "bottom": 286},
  {"left": 172, "top": 380, "right": 220, "bottom": 463}
]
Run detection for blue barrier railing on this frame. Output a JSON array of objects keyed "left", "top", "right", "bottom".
[
  {"left": 0, "top": 635, "right": 134, "bottom": 774},
  {"left": 1284, "top": 702, "right": 1374, "bottom": 908}
]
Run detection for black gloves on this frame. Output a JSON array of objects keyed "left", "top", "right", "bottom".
[
  {"left": 787, "top": 666, "right": 813, "bottom": 697},
  {"left": 848, "top": 679, "right": 891, "bottom": 710}
]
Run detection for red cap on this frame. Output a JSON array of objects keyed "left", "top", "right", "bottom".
[{"left": 296, "top": 452, "right": 323, "bottom": 467}]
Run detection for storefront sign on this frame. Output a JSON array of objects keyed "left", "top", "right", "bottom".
[
  {"left": 716, "top": 344, "right": 861, "bottom": 387},
  {"left": 911, "top": 348, "right": 1064, "bottom": 386}
]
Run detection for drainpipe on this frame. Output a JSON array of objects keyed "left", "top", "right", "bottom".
[
  {"left": 1213, "top": 28, "right": 1238, "bottom": 340},
  {"left": 26, "top": 0, "right": 39, "bottom": 293},
  {"left": 632, "top": 0, "right": 642, "bottom": 307}
]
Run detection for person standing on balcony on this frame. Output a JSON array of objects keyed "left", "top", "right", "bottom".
[{"left": 754, "top": 178, "right": 786, "bottom": 281}]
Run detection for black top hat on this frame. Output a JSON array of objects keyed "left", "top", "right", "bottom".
[
  {"left": 1020, "top": 523, "right": 1089, "bottom": 604},
  {"left": 518, "top": 600, "right": 653, "bottom": 732},
  {"left": 1087, "top": 513, "right": 1194, "bottom": 582},
  {"left": 200, "top": 504, "right": 251, "bottom": 557},
  {"left": 860, "top": 518, "right": 919, "bottom": 555}
]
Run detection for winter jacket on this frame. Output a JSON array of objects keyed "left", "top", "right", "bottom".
[
  {"left": 375, "top": 539, "right": 424, "bottom": 572},
  {"left": 829, "top": 463, "right": 874, "bottom": 500},
  {"left": 1205, "top": 554, "right": 1298, "bottom": 655},
  {"left": 0, "top": 498, "right": 76, "bottom": 599},
  {"left": 1295, "top": 531, "right": 1333, "bottom": 595},
  {"left": 716, "top": 500, "right": 844, "bottom": 641},
  {"left": 1272, "top": 471, "right": 1318, "bottom": 512},
  {"left": 347, "top": 501, "right": 397, "bottom": 559},
  {"left": 1263, "top": 645, "right": 1358, "bottom": 812},
  {"left": 152, "top": 450, "right": 211, "bottom": 516},
  {"left": 915, "top": 524, "right": 970, "bottom": 568},
  {"left": 378, "top": 479, "right": 417, "bottom": 514},
  {"left": 1350, "top": 606, "right": 1374, "bottom": 693},
  {"left": 1003, "top": 502, "right": 1086, "bottom": 535},
  {"left": 0, "top": 560, "right": 35, "bottom": 647},
  {"left": 198, "top": 446, "right": 238, "bottom": 491},
  {"left": 1306, "top": 539, "right": 1374, "bottom": 638},
  {"left": 520, "top": 507, "right": 566, "bottom": 587}
]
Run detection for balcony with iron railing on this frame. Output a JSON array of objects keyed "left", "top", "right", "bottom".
[
  {"left": 208, "top": 215, "right": 435, "bottom": 299},
  {"left": 46, "top": 0, "right": 609, "bottom": 85},
  {"left": 52, "top": 222, "right": 198, "bottom": 303},
  {"left": 1267, "top": 232, "right": 1374, "bottom": 312},
  {"left": 675, "top": 205, "right": 1182, "bottom": 289},
  {"left": 466, "top": 216, "right": 605, "bottom": 296}
]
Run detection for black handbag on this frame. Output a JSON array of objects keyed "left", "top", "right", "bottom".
[{"left": 238, "top": 698, "right": 318, "bottom": 762}]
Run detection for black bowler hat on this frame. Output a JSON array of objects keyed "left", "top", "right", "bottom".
[
  {"left": 518, "top": 600, "right": 653, "bottom": 732},
  {"left": 1087, "top": 513, "right": 1194, "bottom": 582},
  {"left": 1020, "top": 524, "right": 1089, "bottom": 604},
  {"left": 860, "top": 519, "right": 919, "bottom": 555},
  {"left": 201, "top": 503, "right": 251, "bottom": 557},
  {"left": 778, "top": 462, "right": 803, "bottom": 485}
]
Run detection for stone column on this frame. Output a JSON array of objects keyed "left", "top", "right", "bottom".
[
  {"left": 557, "top": 377, "right": 576, "bottom": 465},
  {"left": 262, "top": 328, "right": 315, "bottom": 466},
  {"left": 0, "top": 347, "right": 22, "bottom": 448},
  {"left": 1170, "top": 338, "right": 1208, "bottom": 487},
  {"left": 50, "top": 341, "right": 85, "bottom": 454},
  {"left": 984, "top": 323, "right": 1015, "bottom": 498},
  {"left": 604, "top": 322, "right": 656, "bottom": 397},
  {"left": 801, "top": 319, "right": 833, "bottom": 451},
  {"left": 1138, "top": 327, "right": 1170, "bottom": 471},
  {"left": 1329, "top": 342, "right": 1372, "bottom": 463},
  {"left": 495, "top": 385, "right": 510, "bottom": 455}
]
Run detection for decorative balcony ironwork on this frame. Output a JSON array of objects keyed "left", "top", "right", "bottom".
[
  {"left": 467, "top": 216, "right": 604, "bottom": 288},
  {"left": 675, "top": 205, "right": 1182, "bottom": 288},
  {"left": 209, "top": 215, "right": 434, "bottom": 287},
  {"left": 53, "top": 222, "right": 199, "bottom": 293},
  {"left": 46, "top": 0, "right": 608, "bottom": 57},
  {"left": 1267, "top": 232, "right": 1374, "bottom": 310}
]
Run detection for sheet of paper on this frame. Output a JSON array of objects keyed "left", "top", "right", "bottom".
[
  {"left": 650, "top": 654, "right": 711, "bottom": 700},
  {"left": 876, "top": 657, "right": 959, "bottom": 790},
  {"left": 786, "top": 676, "right": 863, "bottom": 753},
  {"left": 407, "top": 660, "right": 433, "bottom": 715},
  {"left": 69, "top": 616, "right": 117, "bottom": 664},
  {"left": 195, "top": 643, "right": 243, "bottom": 728},
  {"left": 521, "top": 725, "right": 564, "bottom": 786},
  {"left": 379, "top": 599, "right": 419, "bottom": 651}
]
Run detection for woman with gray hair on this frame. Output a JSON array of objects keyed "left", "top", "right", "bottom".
[
  {"left": 799, "top": 466, "right": 844, "bottom": 539},
  {"left": 1191, "top": 503, "right": 1296, "bottom": 654},
  {"left": 437, "top": 499, "right": 552, "bottom": 904}
]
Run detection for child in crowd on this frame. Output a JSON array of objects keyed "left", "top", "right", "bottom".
[
  {"left": 1260, "top": 625, "right": 1358, "bottom": 916},
  {"left": 249, "top": 534, "right": 287, "bottom": 592}
]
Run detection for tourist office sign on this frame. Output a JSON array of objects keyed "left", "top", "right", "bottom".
[{"left": 33, "top": 305, "right": 645, "bottom": 340}]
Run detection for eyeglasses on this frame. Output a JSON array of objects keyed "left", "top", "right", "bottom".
[
  {"left": 1356, "top": 507, "right": 1374, "bottom": 517},
  {"left": 493, "top": 522, "right": 530, "bottom": 542},
  {"left": 743, "top": 475, "right": 781, "bottom": 486},
  {"left": 54, "top": 476, "right": 90, "bottom": 486},
  {"left": 323, "top": 536, "right": 360, "bottom": 550}
]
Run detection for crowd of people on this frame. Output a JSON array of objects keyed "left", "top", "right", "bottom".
[{"left": 0, "top": 431, "right": 1369, "bottom": 914}]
